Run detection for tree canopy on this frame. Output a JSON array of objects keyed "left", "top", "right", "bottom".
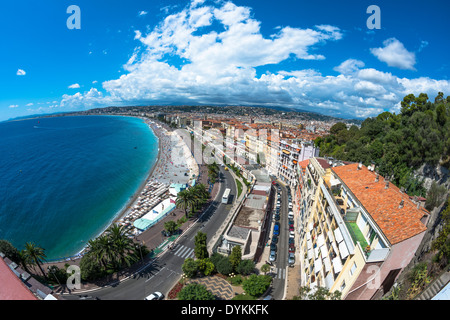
[{"left": 315, "top": 92, "right": 450, "bottom": 197}]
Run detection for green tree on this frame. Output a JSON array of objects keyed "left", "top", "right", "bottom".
[
  {"left": 242, "top": 274, "right": 272, "bottom": 297},
  {"left": 260, "top": 263, "right": 270, "bottom": 275},
  {"left": 105, "top": 224, "right": 139, "bottom": 269},
  {"left": 229, "top": 245, "right": 242, "bottom": 271},
  {"left": 194, "top": 231, "right": 209, "bottom": 259},
  {"left": 236, "top": 259, "right": 255, "bottom": 275},
  {"left": 22, "top": 242, "right": 47, "bottom": 278},
  {"left": 329, "top": 122, "right": 347, "bottom": 135},
  {"left": 0, "top": 240, "right": 21, "bottom": 264},
  {"left": 196, "top": 258, "right": 215, "bottom": 276},
  {"left": 215, "top": 256, "right": 233, "bottom": 275},
  {"left": 79, "top": 252, "right": 107, "bottom": 281},
  {"left": 177, "top": 283, "right": 215, "bottom": 300},
  {"left": 164, "top": 220, "right": 178, "bottom": 235},
  {"left": 182, "top": 257, "right": 198, "bottom": 278},
  {"left": 176, "top": 189, "right": 196, "bottom": 218}
]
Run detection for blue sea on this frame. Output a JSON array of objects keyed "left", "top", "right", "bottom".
[{"left": 0, "top": 115, "right": 158, "bottom": 260}]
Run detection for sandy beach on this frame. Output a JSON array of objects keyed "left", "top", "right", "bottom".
[{"left": 86, "top": 118, "right": 199, "bottom": 250}]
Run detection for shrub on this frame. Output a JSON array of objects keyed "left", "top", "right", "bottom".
[
  {"left": 182, "top": 258, "right": 198, "bottom": 278},
  {"left": 177, "top": 283, "right": 215, "bottom": 300},
  {"left": 168, "top": 281, "right": 184, "bottom": 299},
  {"left": 236, "top": 259, "right": 255, "bottom": 275},
  {"left": 216, "top": 257, "right": 233, "bottom": 276},
  {"left": 242, "top": 274, "right": 272, "bottom": 297}
]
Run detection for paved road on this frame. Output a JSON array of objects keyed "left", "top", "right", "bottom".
[
  {"left": 65, "top": 167, "right": 236, "bottom": 300},
  {"left": 269, "top": 182, "right": 289, "bottom": 300}
]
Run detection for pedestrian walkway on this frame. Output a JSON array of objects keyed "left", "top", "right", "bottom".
[
  {"left": 273, "top": 267, "right": 286, "bottom": 280},
  {"left": 169, "top": 244, "right": 195, "bottom": 259},
  {"left": 186, "top": 276, "right": 234, "bottom": 300}
]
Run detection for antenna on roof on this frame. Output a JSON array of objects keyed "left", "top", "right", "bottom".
[
  {"left": 399, "top": 199, "right": 404, "bottom": 209},
  {"left": 357, "top": 162, "right": 362, "bottom": 170},
  {"left": 375, "top": 173, "right": 379, "bottom": 182}
]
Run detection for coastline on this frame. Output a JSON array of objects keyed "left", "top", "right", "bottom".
[{"left": 70, "top": 116, "right": 199, "bottom": 260}]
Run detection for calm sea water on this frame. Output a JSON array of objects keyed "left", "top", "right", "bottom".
[{"left": 0, "top": 115, "right": 158, "bottom": 260}]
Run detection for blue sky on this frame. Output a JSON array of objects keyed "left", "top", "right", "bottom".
[{"left": 1, "top": 0, "right": 449, "bottom": 121}]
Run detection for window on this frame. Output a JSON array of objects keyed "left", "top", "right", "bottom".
[
  {"left": 340, "top": 280, "right": 346, "bottom": 291},
  {"left": 349, "top": 262, "right": 357, "bottom": 276}
]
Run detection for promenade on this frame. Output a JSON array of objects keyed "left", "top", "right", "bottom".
[{"left": 43, "top": 120, "right": 221, "bottom": 294}]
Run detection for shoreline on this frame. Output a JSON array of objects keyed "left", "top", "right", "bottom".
[{"left": 67, "top": 116, "right": 199, "bottom": 260}]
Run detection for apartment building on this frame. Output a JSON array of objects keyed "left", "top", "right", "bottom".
[{"left": 297, "top": 159, "right": 429, "bottom": 299}]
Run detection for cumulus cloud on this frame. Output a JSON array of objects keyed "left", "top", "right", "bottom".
[
  {"left": 334, "top": 59, "right": 365, "bottom": 74},
  {"left": 56, "top": 0, "right": 449, "bottom": 119},
  {"left": 16, "top": 69, "right": 26, "bottom": 76},
  {"left": 9, "top": 104, "right": 19, "bottom": 108},
  {"left": 68, "top": 83, "right": 81, "bottom": 89},
  {"left": 370, "top": 38, "right": 416, "bottom": 70}
]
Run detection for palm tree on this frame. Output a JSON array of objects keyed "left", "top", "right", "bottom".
[
  {"left": 207, "top": 162, "right": 220, "bottom": 183},
  {"left": 191, "top": 183, "right": 209, "bottom": 207},
  {"left": 86, "top": 236, "right": 111, "bottom": 270},
  {"left": 105, "top": 224, "right": 138, "bottom": 269},
  {"left": 176, "top": 189, "right": 196, "bottom": 218},
  {"left": 22, "top": 242, "right": 47, "bottom": 278}
]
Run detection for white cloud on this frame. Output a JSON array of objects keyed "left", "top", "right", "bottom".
[
  {"left": 16, "top": 69, "right": 26, "bottom": 76},
  {"left": 26, "top": 103, "right": 34, "bottom": 107},
  {"left": 334, "top": 59, "right": 365, "bottom": 74},
  {"left": 138, "top": 11, "right": 148, "bottom": 16},
  {"left": 68, "top": 83, "right": 81, "bottom": 89},
  {"left": 9, "top": 104, "right": 19, "bottom": 108},
  {"left": 56, "top": 0, "right": 449, "bottom": 119},
  {"left": 370, "top": 38, "right": 416, "bottom": 70}
]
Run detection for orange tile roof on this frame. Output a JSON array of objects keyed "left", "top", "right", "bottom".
[
  {"left": 332, "top": 163, "right": 427, "bottom": 245},
  {"left": 0, "top": 257, "right": 37, "bottom": 300}
]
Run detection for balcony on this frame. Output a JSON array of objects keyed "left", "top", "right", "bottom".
[{"left": 344, "top": 218, "right": 369, "bottom": 252}]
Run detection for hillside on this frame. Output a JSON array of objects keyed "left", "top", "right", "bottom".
[{"left": 315, "top": 92, "right": 450, "bottom": 199}]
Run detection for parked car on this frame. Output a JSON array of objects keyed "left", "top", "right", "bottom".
[
  {"left": 274, "top": 214, "right": 280, "bottom": 221},
  {"left": 288, "top": 219, "right": 294, "bottom": 226},
  {"left": 269, "top": 251, "right": 277, "bottom": 262},
  {"left": 271, "top": 235, "right": 278, "bottom": 244},
  {"left": 289, "top": 231, "right": 295, "bottom": 238},
  {"left": 273, "top": 224, "right": 280, "bottom": 236},
  {"left": 288, "top": 253, "right": 295, "bottom": 265},
  {"left": 288, "top": 212, "right": 294, "bottom": 220},
  {"left": 270, "top": 243, "right": 277, "bottom": 252},
  {"left": 288, "top": 237, "right": 295, "bottom": 244},
  {"left": 145, "top": 292, "right": 164, "bottom": 300}
]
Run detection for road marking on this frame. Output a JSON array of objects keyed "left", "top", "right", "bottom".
[
  {"left": 145, "top": 266, "right": 165, "bottom": 282},
  {"left": 180, "top": 247, "right": 194, "bottom": 259}
]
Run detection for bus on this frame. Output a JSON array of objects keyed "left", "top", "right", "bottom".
[{"left": 222, "top": 188, "right": 231, "bottom": 204}]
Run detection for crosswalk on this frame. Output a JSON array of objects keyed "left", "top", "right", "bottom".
[
  {"left": 170, "top": 244, "right": 195, "bottom": 259},
  {"left": 272, "top": 267, "right": 286, "bottom": 280}
]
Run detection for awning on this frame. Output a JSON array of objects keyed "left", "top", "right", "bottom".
[
  {"left": 332, "top": 257, "right": 343, "bottom": 273},
  {"left": 324, "top": 273, "right": 334, "bottom": 290},
  {"left": 314, "top": 258, "right": 323, "bottom": 273},
  {"left": 317, "top": 234, "right": 325, "bottom": 247},
  {"left": 323, "top": 256, "right": 332, "bottom": 273},
  {"left": 307, "top": 249, "right": 313, "bottom": 260},
  {"left": 334, "top": 228, "right": 344, "bottom": 243},
  {"left": 314, "top": 247, "right": 320, "bottom": 259},
  {"left": 308, "top": 222, "right": 314, "bottom": 231},
  {"left": 339, "top": 241, "right": 349, "bottom": 259},
  {"left": 327, "top": 230, "right": 334, "bottom": 242},
  {"left": 320, "top": 245, "right": 328, "bottom": 257},
  {"left": 307, "top": 239, "right": 312, "bottom": 250}
]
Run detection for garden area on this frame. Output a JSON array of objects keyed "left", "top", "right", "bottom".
[{"left": 167, "top": 232, "right": 272, "bottom": 300}]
